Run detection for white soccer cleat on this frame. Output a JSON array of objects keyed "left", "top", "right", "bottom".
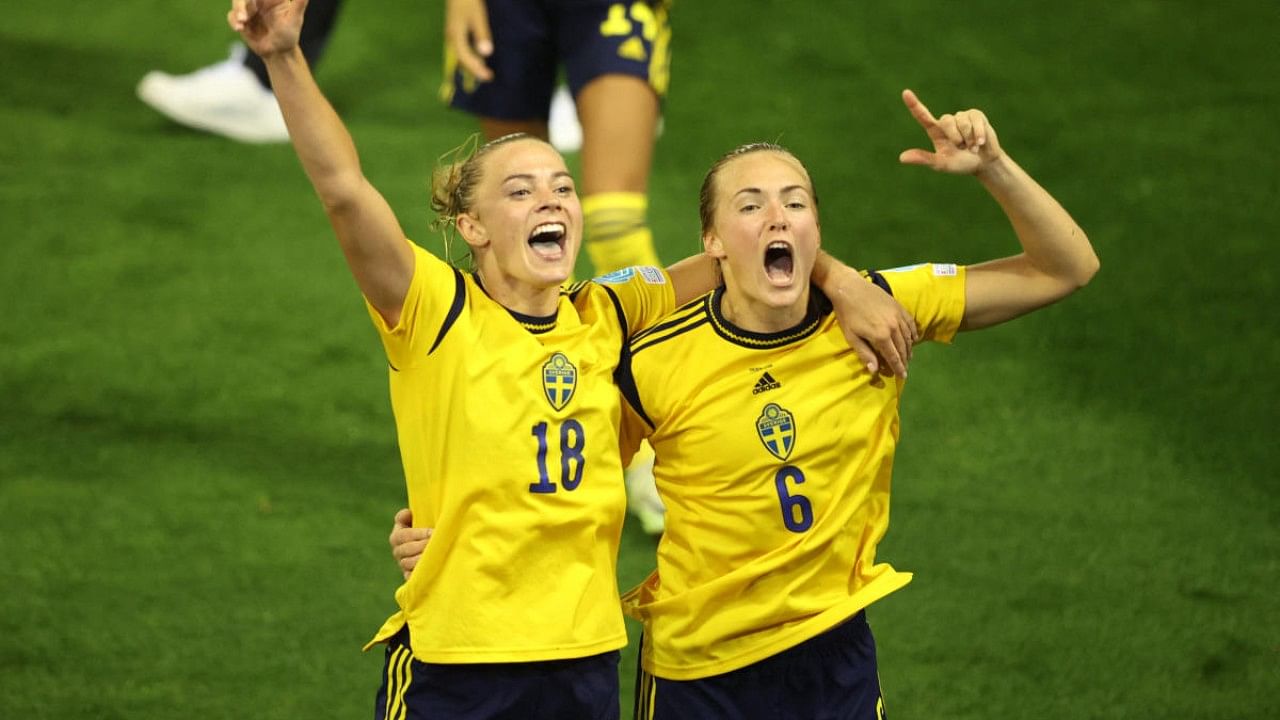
[
  {"left": 624, "top": 443, "right": 665, "bottom": 536},
  {"left": 548, "top": 84, "right": 583, "bottom": 153},
  {"left": 136, "top": 45, "right": 289, "bottom": 144}
]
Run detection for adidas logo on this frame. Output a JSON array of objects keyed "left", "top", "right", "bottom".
[{"left": 752, "top": 372, "right": 781, "bottom": 395}]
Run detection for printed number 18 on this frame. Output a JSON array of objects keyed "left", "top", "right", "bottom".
[{"left": 530, "top": 420, "right": 586, "bottom": 493}]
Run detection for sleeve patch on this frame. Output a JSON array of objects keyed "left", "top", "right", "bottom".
[
  {"left": 594, "top": 266, "right": 667, "bottom": 285},
  {"left": 637, "top": 266, "right": 667, "bottom": 284},
  {"left": 882, "top": 262, "right": 957, "bottom": 277}
]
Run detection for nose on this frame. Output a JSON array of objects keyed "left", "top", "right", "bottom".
[
  {"left": 536, "top": 185, "right": 563, "bottom": 211},
  {"left": 765, "top": 201, "right": 788, "bottom": 230}
]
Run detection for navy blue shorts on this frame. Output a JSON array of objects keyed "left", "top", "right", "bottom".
[
  {"left": 443, "top": 0, "right": 672, "bottom": 121},
  {"left": 375, "top": 625, "right": 621, "bottom": 720},
  {"left": 633, "top": 612, "right": 886, "bottom": 720}
]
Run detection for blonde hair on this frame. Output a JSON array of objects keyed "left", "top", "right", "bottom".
[{"left": 429, "top": 132, "right": 537, "bottom": 267}]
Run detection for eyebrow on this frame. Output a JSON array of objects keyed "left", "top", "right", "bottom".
[
  {"left": 502, "top": 171, "right": 574, "bottom": 184},
  {"left": 732, "top": 185, "right": 810, "bottom": 198}
]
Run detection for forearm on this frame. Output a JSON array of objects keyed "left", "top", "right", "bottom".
[
  {"left": 959, "top": 155, "right": 1099, "bottom": 330},
  {"left": 262, "top": 47, "right": 364, "bottom": 208},
  {"left": 259, "top": 48, "right": 411, "bottom": 318},
  {"left": 811, "top": 250, "right": 861, "bottom": 300},
  {"left": 666, "top": 253, "right": 718, "bottom": 306},
  {"left": 976, "top": 155, "right": 1098, "bottom": 288}
]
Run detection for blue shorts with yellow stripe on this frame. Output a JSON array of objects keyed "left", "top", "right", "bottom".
[
  {"left": 633, "top": 611, "right": 887, "bottom": 720},
  {"left": 376, "top": 625, "right": 621, "bottom": 720},
  {"left": 441, "top": 0, "right": 672, "bottom": 121}
]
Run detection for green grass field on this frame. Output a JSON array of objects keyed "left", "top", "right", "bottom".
[{"left": 2, "top": 1, "right": 1277, "bottom": 717}]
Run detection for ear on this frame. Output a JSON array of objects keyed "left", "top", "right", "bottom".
[
  {"left": 456, "top": 212, "right": 488, "bottom": 249},
  {"left": 702, "top": 231, "right": 726, "bottom": 260}
]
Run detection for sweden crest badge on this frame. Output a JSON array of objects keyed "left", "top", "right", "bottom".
[
  {"left": 756, "top": 403, "right": 796, "bottom": 461},
  {"left": 542, "top": 352, "right": 577, "bottom": 410}
]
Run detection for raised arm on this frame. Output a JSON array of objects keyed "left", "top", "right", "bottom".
[
  {"left": 898, "top": 89, "right": 1099, "bottom": 331},
  {"left": 229, "top": 0, "right": 413, "bottom": 324}
]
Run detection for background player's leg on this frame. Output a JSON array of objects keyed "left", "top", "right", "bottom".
[{"left": 576, "top": 74, "right": 662, "bottom": 273}]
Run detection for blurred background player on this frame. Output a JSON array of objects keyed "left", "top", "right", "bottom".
[
  {"left": 443, "top": 0, "right": 673, "bottom": 532},
  {"left": 137, "top": 0, "right": 342, "bottom": 143},
  {"left": 443, "top": 0, "right": 667, "bottom": 274}
]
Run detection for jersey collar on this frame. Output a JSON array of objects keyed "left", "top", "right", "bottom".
[
  {"left": 707, "top": 286, "right": 830, "bottom": 349},
  {"left": 471, "top": 272, "right": 561, "bottom": 334}
]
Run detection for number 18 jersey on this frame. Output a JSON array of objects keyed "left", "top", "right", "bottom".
[{"left": 365, "top": 244, "right": 674, "bottom": 663}]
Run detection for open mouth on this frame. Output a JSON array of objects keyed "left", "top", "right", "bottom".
[
  {"left": 528, "top": 222, "right": 567, "bottom": 260},
  {"left": 763, "top": 241, "right": 794, "bottom": 284}
]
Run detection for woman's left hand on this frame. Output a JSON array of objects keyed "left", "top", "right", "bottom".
[{"left": 897, "top": 89, "right": 1004, "bottom": 176}]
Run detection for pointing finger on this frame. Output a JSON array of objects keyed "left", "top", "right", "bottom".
[{"left": 901, "top": 89, "right": 941, "bottom": 133}]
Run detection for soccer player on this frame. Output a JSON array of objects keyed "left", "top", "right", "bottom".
[
  {"left": 228, "top": 1, "right": 913, "bottom": 716},
  {"left": 621, "top": 92, "right": 1098, "bottom": 718},
  {"left": 392, "top": 91, "right": 1099, "bottom": 718}
]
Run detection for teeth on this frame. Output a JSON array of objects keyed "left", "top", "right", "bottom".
[
  {"left": 767, "top": 241, "right": 789, "bottom": 250},
  {"left": 532, "top": 223, "right": 565, "bottom": 239}
]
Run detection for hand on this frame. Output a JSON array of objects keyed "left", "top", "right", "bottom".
[
  {"left": 228, "top": 0, "right": 307, "bottom": 58},
  {"left": 898, "top": 89, "right": 1003, "bottom": 176},
  {"left": 389, "top": 508, "right": 433, "bottom": 581},
  {"left": 828, "top": 268, "right": 917, "bottom": 377},
  {"left": 446, "top": 0, "right": 495, "bottom": 82}
]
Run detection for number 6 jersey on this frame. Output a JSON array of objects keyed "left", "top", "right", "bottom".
[
  {"left": 365, "top": 243, "right": 673, "bottom": 663},
  {"left": 618, "top": 264, "right": 966, "bottom": 680}
]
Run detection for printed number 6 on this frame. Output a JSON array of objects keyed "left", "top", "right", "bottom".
[{"left": 775, "top": 466, "right": 813, "bottom": 532}]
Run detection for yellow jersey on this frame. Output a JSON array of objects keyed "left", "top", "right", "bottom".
[
  {"left": 619, "top": 263, "right": 966, "bottom": 680},
  {"left": 366, "top": 245, "right": 674, "bottom": 662}
]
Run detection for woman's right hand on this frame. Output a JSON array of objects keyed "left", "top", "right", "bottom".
[{"left": 227, "top": 0, "right": 307, "bottom": 58}]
